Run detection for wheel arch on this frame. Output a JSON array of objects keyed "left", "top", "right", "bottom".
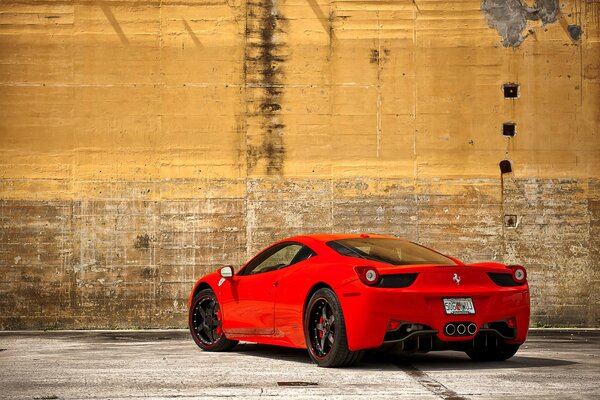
[{"left": 189, "top": 281, "right": 213, "bottom": 308}]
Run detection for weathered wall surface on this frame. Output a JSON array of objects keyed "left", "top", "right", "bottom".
[{"left": 0, "top": 0, "right": 598, "bottom": 329}]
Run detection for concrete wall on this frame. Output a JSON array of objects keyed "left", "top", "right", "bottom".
[{"left": 0, "top": 0, "right": 598, "bottom": 329}]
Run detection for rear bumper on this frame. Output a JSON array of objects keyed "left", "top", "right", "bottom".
[{"left": 337, "top": 280, "right": 530, "bottom": 351}]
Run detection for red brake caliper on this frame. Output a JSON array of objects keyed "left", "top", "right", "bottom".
[{"left": 318, "top": 315, "right": 324, "bottom": 340}]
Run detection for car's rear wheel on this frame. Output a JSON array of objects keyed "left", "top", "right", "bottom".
[
  {"left": 189, "top": 288, "right": 237, "bottom": 352},
  {"left": 466, "top": 342, "right": 520, "bottom": 361},
  {"left": 304, "top": 287, "right": 362, "bottom": 367}
]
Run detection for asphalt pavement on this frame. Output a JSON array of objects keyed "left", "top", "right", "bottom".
[{"left": 0, "top": 329, "right": 598, "bottom": 399}]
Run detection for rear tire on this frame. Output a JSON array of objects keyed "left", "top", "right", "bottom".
[
  {"left": 466, "top": 343, "right": 520, "bottom": 361},
  {"left": 189, "top": 288, "right": 238, "bottom": 352},
  {"left": 304, "top": 287, "right": 363, "bottom": 367}
]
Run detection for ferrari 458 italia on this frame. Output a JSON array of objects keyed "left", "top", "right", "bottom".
[{"left": 188, "top": 234, "right": 530, "bottom": 367}]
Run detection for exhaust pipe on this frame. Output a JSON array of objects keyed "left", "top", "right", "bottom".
[
  {"left": 444, "top": 323, "right": 456, "bottom": 336},
  {"left": 444, "top": 322, "right": 477, "bottom": 336},
  {"left": 467, "top": 323, "right": 477, "bottom": 335}
]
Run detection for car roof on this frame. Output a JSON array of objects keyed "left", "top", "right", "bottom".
[{"left": 289, "top": 233, "right": 397, "bottom": 243}]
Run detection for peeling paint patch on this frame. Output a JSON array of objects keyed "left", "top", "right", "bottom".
[{"left": 481, "top": 0, "right": 559, "bottom": 47}]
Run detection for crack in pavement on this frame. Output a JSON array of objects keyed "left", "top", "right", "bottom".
[{"left": 396, "top": 362, "right": 468, "bottom": 400}]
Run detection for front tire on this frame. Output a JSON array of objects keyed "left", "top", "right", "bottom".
[
  {"left": 466, "top": 342, "right": 520, "bottom": 361},
  {"left": 189, "top": 288, "right": 237, "bottom": 352},
  {"left": 304, "top": 288, "right": 363, "bottom": 367}
]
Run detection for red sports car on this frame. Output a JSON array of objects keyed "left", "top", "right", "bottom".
[{"left": 188, "top": 234, "right": 530, "bottom": 367}]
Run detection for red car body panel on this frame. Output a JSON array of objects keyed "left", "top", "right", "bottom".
[{"left": 188, "top": 234, "right": 530, "bottom": 352}]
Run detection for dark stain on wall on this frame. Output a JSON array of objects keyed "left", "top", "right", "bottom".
[
  {"left": 370, "top": 49, "right": 380, "bottom": 64},
  {"left": 260, "top": 103, "right": 282, "bottom": 112},
  {"left": 245, "top": 0, "right": 287, "bottom": 175},
  {"left": 567, "top": 24, "right": 582, "bottom": 41},
  {"left": 141, "top": 266, "right": 158, "bottom": 280},
  {"left": 481, "top": 0, "right": 559, "bottom": 47},
  {"left": 134, "top": 234, "right": 151, "bottom": 250},
  {"left": 370, "top": 48, "right": 391, "bottom": 64}
]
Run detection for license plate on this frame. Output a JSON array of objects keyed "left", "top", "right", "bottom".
[{"left": 443, "top": 298, "right": 475, "bottom": 315}]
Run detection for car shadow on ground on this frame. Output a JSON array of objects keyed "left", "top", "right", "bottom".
[
  {"left": 375, "top": 352, "right": 577, "bottom": 371},
  {"left": 232, "top": 343, "right": 577, "bottom": 370},
  {"left": 233, "top": 343, "right": 314, "bottom": 365}
]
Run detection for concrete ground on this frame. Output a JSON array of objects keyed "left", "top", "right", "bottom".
[{"left": 0, "top": 330, "right": 598, "bottom": 400}]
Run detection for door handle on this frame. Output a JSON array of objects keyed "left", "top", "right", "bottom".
[{"left": 273, "top": 281, "right": 278, "bottom": 287}]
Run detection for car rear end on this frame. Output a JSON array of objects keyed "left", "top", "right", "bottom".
[{"left": 339, "top": 263, "right": 530, "bottom": 353}]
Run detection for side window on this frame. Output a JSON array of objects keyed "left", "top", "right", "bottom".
[
  {"left": 242, "top": 243, "right": 316, "bottom": 276},
  {"left": 290, "top": 245, "right": 315, "bottom": 264}
]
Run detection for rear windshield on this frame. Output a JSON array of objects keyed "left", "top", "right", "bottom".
[{"left": 326, "top": 238, "right": 457, "bottom": 266}]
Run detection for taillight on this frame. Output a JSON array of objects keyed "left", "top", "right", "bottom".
[
  {"left": 509, "top": 265, "right": 527, "bottom": 283},
  {"left": 354, "top": 266, "right": 379, "bottom": 286}
]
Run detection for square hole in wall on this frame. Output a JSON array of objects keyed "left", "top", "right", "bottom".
[
  {"left": 499, "top": 159, "right": 512, "bottom": 174},
  {"left": 504, "top": 214, "right": 518, "bottom": 228},
  {"left": 503, "top": 83, "right": 519, "bottom": 98},
  {"left": 503, "top": 123, "right": 516, "bottom": 137}
]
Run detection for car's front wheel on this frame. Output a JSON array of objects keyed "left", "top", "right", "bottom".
[
  {"left": 466, "top": 342, "right": 520, "bottom": 361},
  {"left": 189, "top": 288, "right": 237, "bottom": 352},
  {"left": 304, "top": 287, "right": 363, "bottom": 367}
]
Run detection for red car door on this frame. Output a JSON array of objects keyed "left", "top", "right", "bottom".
[
  {"left": 220, "top": 242, "right": 306, "bottom": 337},
  {"left": 220, "top": 271, "right": 279, "bottom": 336}
]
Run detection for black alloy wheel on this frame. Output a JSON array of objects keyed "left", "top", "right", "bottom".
[
  {"left": 304, "top": 287, "right": 362, "bottom": 367},
  {"left": 310, "top": 298, "right": 335, "bottom": 357},
  {"left": 189, "top": 289, "right": 237, "bottom": 351}
]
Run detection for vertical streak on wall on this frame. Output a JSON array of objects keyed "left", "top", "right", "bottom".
[
  {"left": 500, "top": 170, "right": 507, "bottom": 261},
  {"left": 156, "top": 0, "right": 164, "bottom": 313},
  {"left": 328, "top": 0, "right": 335, "bottom": 231},
  {"left": 412, "top": 4, "right": 419, "bottom": 241},
  {"left": 589, "top": 179, "right": 600, "bottom": 325},
  {"left": 376, "top": 10, "right": 382, "bottom": 158},
  {"left": 245, "top": 0, "right": 287, "bottom": 176},
  {"left": 242, "top": 0, "right": 251, "bottom": 261},
  {"left": 243, "top": 0, "right": 288, "bottom": 255}
]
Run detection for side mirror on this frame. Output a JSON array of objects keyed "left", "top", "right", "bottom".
[{"left": 220, "top": 266, "right": 234, "bottom": 278}]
